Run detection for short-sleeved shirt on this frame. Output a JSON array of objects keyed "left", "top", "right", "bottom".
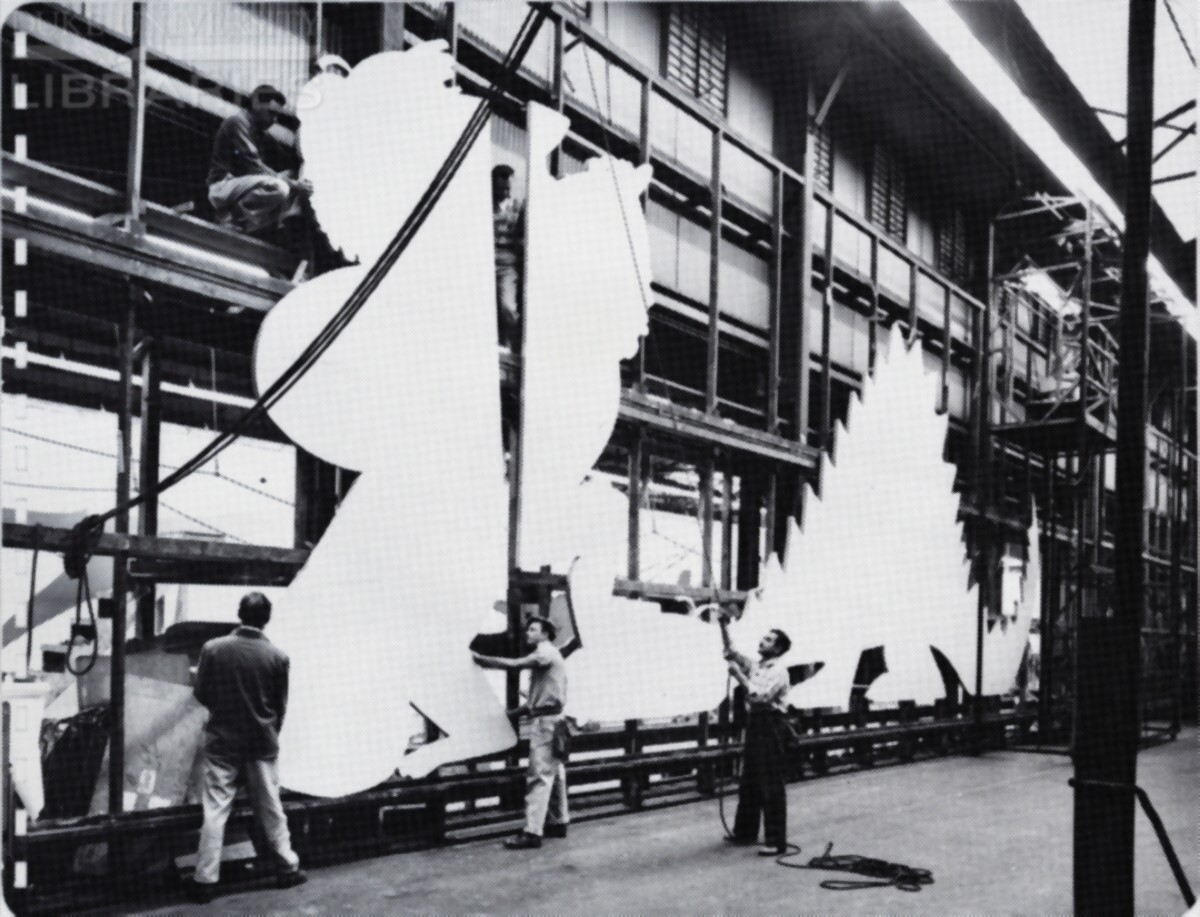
[
  {"left": 527, "top": 641, "right": 567, "bottom": 713},
  {"left": 748, "top": 657, "right": 790, "bottom": 713}
]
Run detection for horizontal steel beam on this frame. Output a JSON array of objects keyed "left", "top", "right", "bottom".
[{"left": 2, "top": 208, "right": 289, "bottom": 313}]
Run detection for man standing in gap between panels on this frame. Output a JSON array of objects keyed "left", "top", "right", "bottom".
[{"left": 473, "top": 616, "right": 571, "bottom": 849}]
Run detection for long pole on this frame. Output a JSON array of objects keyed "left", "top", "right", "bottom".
[{"left": 1074, "top": 2, "right": 1154, "bottom": 911}]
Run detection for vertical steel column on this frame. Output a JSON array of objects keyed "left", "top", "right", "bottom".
[
  {"left": 721, "top": 463, "right": 734, "bottom": 590},
  {"left": 1075, "top": 3, "right": 1154, "bottom": 907},
  {"left": 763, "top": 471, "right": 778, "bottom": 560},
  {"left": 1040, "top": 450, "right": 1056, "bottom": 739},
  {"left": 632, "top": 77, "right": 651, "bottom": 387},
  {"left": 381, "top": 3, "right": 406, "bottom": 51},
  {"left": 767, "top": 171, "right": 783, "bottom": 434},
  {"left": 110, "top": 301, "right": 136, "bottom": 827},
  {"left": 444, "top": 3, "right": 458, "bottom": 86},
  {"left": 701, "top": 458, "right": 715, "bottom": 587},
  {"left": 974, "top": 223, "right": 996, "bottom": 744},
  {"left": 627, "top": 431, "right": 642, "bottom": 581},
  {"left": 818, "top": 204, "right": 834, "bottom": 455},
  {"left": 737, "top": 467, "right": 762, "bottom": 590},
  {"left": 506, "top": 118, "right": 532, "bottom": 722},
  {"left": 136, "top": 322, "right": 160, "bottom": 640},
  {"left": 705, "top": 131, "right": 723, "bottom": 415},
  {"left": 549, "top": 17, "right": 564, "bottom": 179},
  {"left": 868, "top": 237, "right": 879, "bottom": 374},
  {"left": 908, "top": 263, "right": 919, "bottom": 336},
  {"left": 941, "top": 286, "right": 952, "bottom": 413},
  {"left": 1168, "top": 334, "right": 1185, "bottom": 734},
  {"left": 793, "top": 85, "right": 817, "bottom": 446},
  {"left": 124, "top": 3, "right": 147, "bottom": 233},
  {"left": 313, "top": 0, "right": 325, "bottom": 65},
  {"left": 1078, "top": 203, "right": 1096, "bottom": 597}
]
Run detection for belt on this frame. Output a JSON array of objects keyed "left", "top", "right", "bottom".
[{"left": 529, "top": 704, "right": 563, "bottom": 717}]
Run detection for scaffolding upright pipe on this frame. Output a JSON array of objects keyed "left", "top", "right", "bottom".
[
  {"left": 627, "top": 431, "right": 641, "bottom": 581},
  {"left": 109, "top": 298, "right": 135, "bottom": 831},
  {"left": 136, "top": 323, "right": 160, "bottom": 640},
  {"left": 792, "top": 84, "right": 817, "bottom": 448},
  {"left": 701, "top": 458, "right": 715, "bottom": 587},
  {"left": 706, "top": 131, "right": 723, "bottom": 415},
  {"left": 818, "top": 203, "right": 834, "bottom": 457},
  {"left": 721, "top": 463, "right": 734, "bottom": 590},
  {"left": 973, "top": 222, "right": 996, "bottom": 744},
  {"left": 123, "top": 3, "right": 146, "bottom": 231},
  {"left": 1040, "top": 449, "right": 1055, "bottom": 740},
  {"left": 1168, "top": 333, "right": 1186, "bottom": 734},
  {"left": 767, "top": 171, "right": 783, "bottom": 434},
  {"left": 1075, "top": 1, "right": 1155, "bottom": 909}
]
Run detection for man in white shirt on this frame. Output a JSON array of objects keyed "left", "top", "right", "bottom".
[
  {"left": 472, "top": 616, "right": 569, "bottom": 849},
  {"left": 722, "top": 624, "right": 792, "bottom": 856}
]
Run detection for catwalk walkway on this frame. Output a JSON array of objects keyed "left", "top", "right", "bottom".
[{"left": 115, "top": 729, "right": 1196, "bottom": 916}]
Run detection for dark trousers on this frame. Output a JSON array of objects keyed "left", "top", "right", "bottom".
[{"left": 732, "top": 710, "right": 788, "bottom": 848}]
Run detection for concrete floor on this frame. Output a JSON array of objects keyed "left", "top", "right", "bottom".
[{"left": 122, "top": 731, "right": 1197, "bottom": 916}]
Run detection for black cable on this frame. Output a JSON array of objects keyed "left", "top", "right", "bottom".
[
  {"left": 65, "top": 567, "right": 99, "bottom": 677},
  {"left": 777, "top": 842, "right": 934, "bottom": 891},
  {"left": 1163, "top": 0, "right": 1197, "bottom": 68},
  {"left": 25, "top": 525, "right": 41, "bottom": 676},
  {"left": 66, "top": 3, "right": 552, "bottom": 549},
  {"left": 716, "top": 672, "right": 737, "bottom": 839}
]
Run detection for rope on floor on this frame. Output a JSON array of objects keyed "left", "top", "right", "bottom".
[{"left": 776, "top": 842, "right": 934, "bottom": 892}]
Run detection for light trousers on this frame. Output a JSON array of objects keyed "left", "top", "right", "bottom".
[
  {"left": 194, "top": 751, "right": 300, "bottom": 885},
  {"left": 524, "top": 715, "right": 569, "bottom": 836}
]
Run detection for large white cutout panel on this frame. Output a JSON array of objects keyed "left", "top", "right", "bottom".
[
  {"left": 734, "top": 326, "right": 1039, "bottom": 709},
  {"left": 516, "top": 105, "right": 726, "bottom": 721},
  {"left": 518, "top": 103, "right": 651, "bottom": 572},
  {"left": 298, "top": 42, "right": 466, "bottom": 267},
  {"left": 555, "top": 480, "right": 727, "bottom": 723},
  {"left": 255, "top": 46, "right": 514, "bottom": 796}
]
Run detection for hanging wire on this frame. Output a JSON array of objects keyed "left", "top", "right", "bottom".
[
  {"left": 575, "top": 38, "right": 723, "bottom": 586},
  {"left": 1163, "top": 0, "right": 1197, "bottom": 68},
  {"left": 3, "top": 427, "right": 293, "bottom": 507},
  {"left": 64, "top": 4, "right": 552, "bottom": 554}
]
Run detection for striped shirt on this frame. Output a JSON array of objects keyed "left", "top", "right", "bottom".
[
  {"left": 747, "top": 657, "right": 790, "bottom": 713},
  {"left": 493, "top": 197, "right": 524, "bottom": 267}
]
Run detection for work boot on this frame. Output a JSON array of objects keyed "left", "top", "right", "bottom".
[
  {"left": 543, "top": 823, "right": 568, "bottom": 839},
  {"left": 185, "top": 880, "right": 216, "bottom": 904},
  {"left": 503, "top": 831, "right": 542, "bottom": 849},
  {"left": 277, "top": 868, "right": 308, "bottom": 889}
]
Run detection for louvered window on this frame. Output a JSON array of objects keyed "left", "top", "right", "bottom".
[
  {"left": 814, "top": 120, "right": 833, "bottom": 189},
  {"left": 870, "top": 145, "right": 906, "bottom": 242},
  {"left": 938, "top": 209, "right": 969, "bottom": 282},
  {"left": 664, "top": 5, "right": 727, "bottom": 113}
]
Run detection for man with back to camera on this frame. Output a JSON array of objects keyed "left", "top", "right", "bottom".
[
  {"left": 472, "top": 616, "right": 569, "bottom": 849},
  {"left": 721, "top": 621, "right": 793, "bottom": 856},
  {"left": 188, "top": 591, "right": 306, "bottom": 902}
]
